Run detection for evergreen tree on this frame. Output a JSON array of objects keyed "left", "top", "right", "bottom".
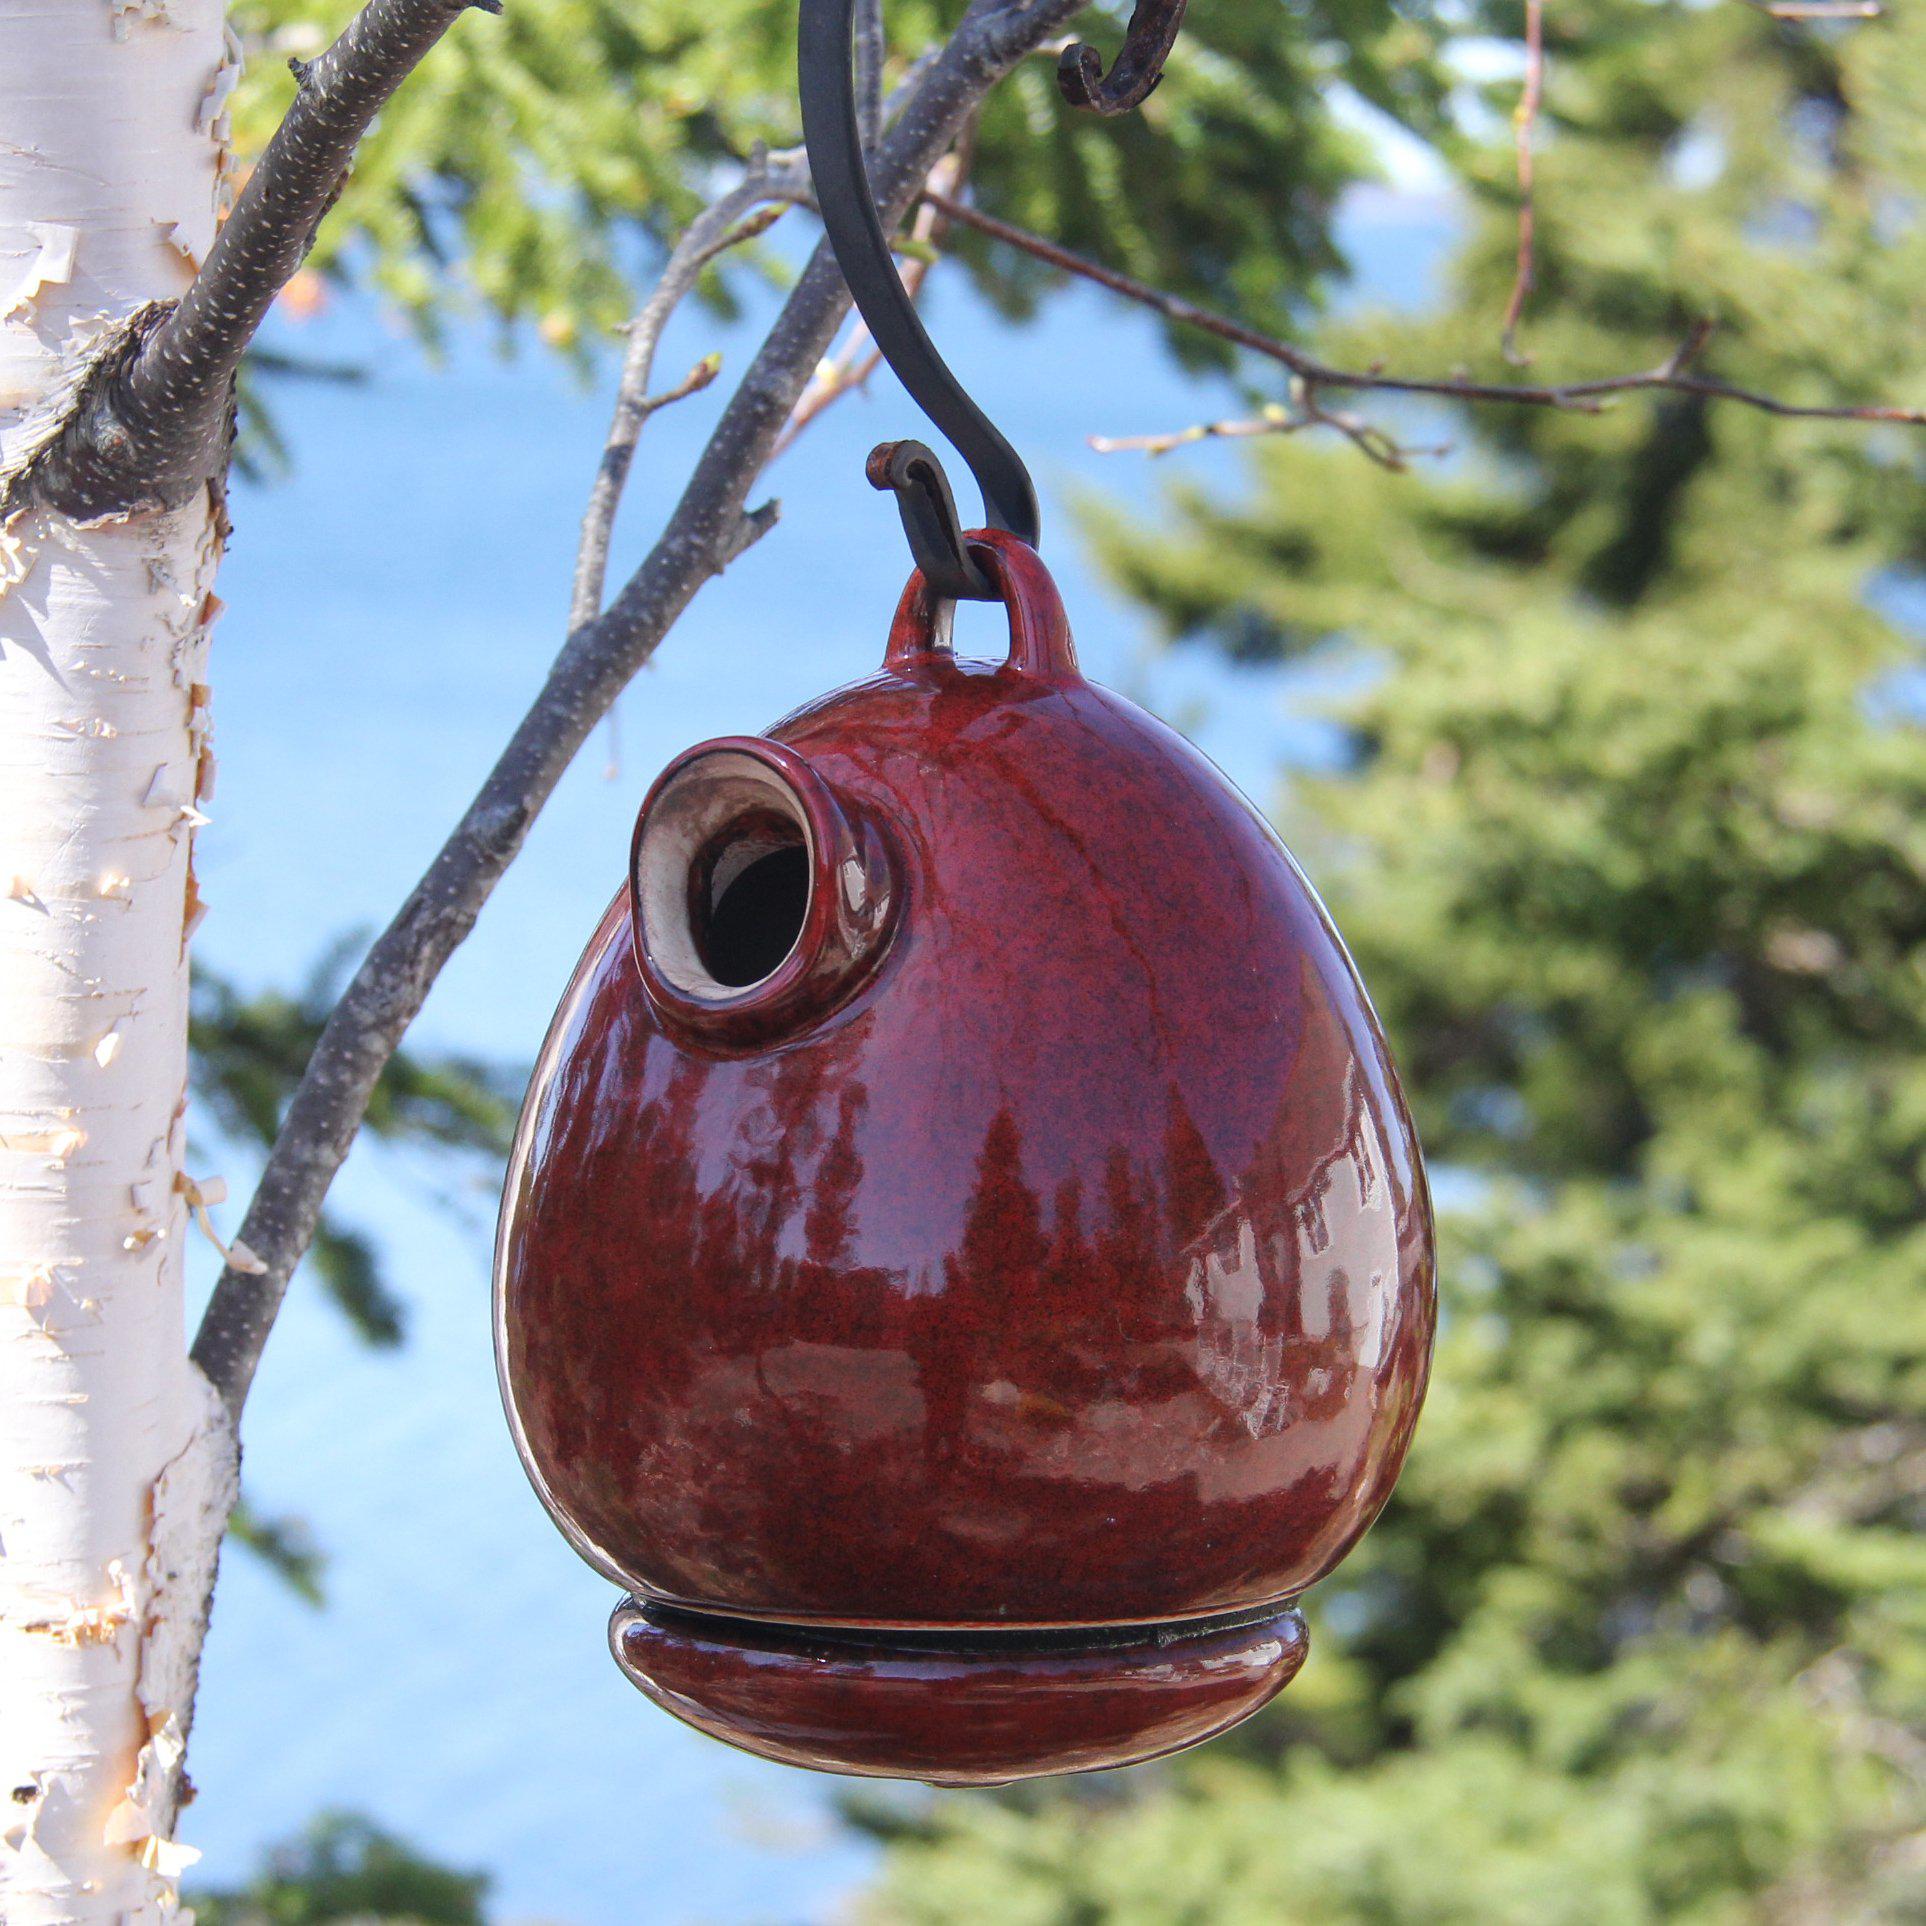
[
  {"left": 862, "top": 4, "right": 1926, "bottom": 1919},
  {"left": 188, "top": 1813, "right": 488, "bottom": 1925},
  {"left": 228, "top": 0, "right": 1449, "bottom": 350}
]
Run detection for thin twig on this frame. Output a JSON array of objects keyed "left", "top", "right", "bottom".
[
  {"left": 1743, "top": 0, "right": 1881, "bottom": 16},
  {"left": 774, "top": 141, "right": 973, "bottom": 455},
  {"left": 631, "top": 353, "right": 725, "bottom": 422},
  {"left": 570, "top": 183, "right": 799, "bottom": 636},
  {"left": 4, "top": 0, "right": 489, "bottom": 521},
  {"left": 1091, "top": 385, "right": 1451, "bottom": 469},
  {"left": 1501, "top": 0, "right": 1545, "bottom": 366},
  {"left": 572, "top": 171, "right": 798, "bottom": 782},
  {"left": 772, "top": 291, "right": 907, "bottom": 457},
  {"left": 918, "top": 187, "right": 1926, "bottom": 432},
  {"left": 578, "top": 344, "right": 732, "bottom": 780},
  {"left": 191, "top": 0, "right": 1096, "bottom": 1420}
]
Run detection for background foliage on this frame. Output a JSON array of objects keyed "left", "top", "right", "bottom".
[
  {"left": 227, "top": 0, "right": 1450, "bottom": 352},
  {"left": 189, "top": 1814, "right": 488, "bottom": 1925},
  {"left": 195, "top": 0, "right": 1925, "bottom": 1916},
  {"left": 856, "top": 2, "right": 1926, "bottom": 1920}
]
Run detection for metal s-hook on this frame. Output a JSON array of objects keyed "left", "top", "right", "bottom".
[
  {"left": 798, "top": 0, "right": 1040, "bottom": 591},
  {"left": 1057, "top": 0, "right": 1191, "bottom": 115},
  {"left": 798, "top": 0, "right": 1192, "bottom": 588}
]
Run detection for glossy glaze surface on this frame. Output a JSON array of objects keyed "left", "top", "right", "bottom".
[
  {"left": 609, "top": 1600, "right": 1309, "bottom": 1784},
  {"left": 498, "top": 532, "right": 1434, "bottom": 1629}
]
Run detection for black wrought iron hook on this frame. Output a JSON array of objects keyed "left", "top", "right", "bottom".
[
  {"left": 1058, "top": 0, "right": 1191, "bottom": 115},
  {"left": 798, "top": 0, "right": 1189, "bottom": 593},
  {"left": 799, "top": 0, "right": 1039, "bottom": 597}
]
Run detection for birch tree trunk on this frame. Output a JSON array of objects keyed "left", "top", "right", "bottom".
[{"left": 1, "top": 8, "right": 241, "bottom": 1921}]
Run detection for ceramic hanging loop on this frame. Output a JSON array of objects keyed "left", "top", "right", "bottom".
[{"left": 798, "top": 0, "right": 1040, "bottom": 600}]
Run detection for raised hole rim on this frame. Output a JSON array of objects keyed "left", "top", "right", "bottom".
[{"left": 633, "top": 749, "right": 815, "bottom": 1003}]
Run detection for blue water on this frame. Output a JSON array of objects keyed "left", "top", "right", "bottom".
[{"left": 180, "top": 189, "right": 1454, "bottom": 1925}]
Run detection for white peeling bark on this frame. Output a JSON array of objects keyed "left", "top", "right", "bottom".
[{"left": 1, "top": 7, "right": 240, "bottom": 1923}]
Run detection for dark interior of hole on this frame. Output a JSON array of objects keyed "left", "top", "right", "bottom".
[{"left": 694, "top": 832, "right": 810, "bottom": 988}]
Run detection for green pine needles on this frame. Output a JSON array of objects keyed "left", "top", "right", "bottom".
[{"left": 861, "top": 4, "right": 1926, "bottom": 1921}]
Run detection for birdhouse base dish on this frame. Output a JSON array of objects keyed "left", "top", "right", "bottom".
[{"left": 608, "top": 1598, "right": 1309, "bottom": 1784}]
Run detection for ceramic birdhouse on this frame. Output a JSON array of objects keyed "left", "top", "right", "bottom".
[{"left": 494, "top": 532, "right": 1435, "bottom": 1784}]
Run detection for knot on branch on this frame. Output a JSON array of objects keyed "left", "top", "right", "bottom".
[
  {"left": 0, "top": 302, "right": 227, "bottom": 525},
  {"left": 3, "top": 0, "right": 492, "bottom": 527}
]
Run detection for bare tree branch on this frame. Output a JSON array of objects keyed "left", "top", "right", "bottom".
[
  {"left": 1501, "top": 0, "right": 1546, "bottom": 366},
  {"left": 917, "top": 187, "right": 1926, "bottom": 437},
  {"left": 856, "top": 0, "right": 888, "bottom": 152},
  {"left": 3, "top": 0, "right": 488, "bottom": 522},
  {"left": 570, "top": 177, "right": 802, "bottom": 637},
  {"left": 774, "top": 288, "right": 905, "bottom": 459},
  {"left": 190, "top": 0, "right": 1095, "bottom": 1419},
  {"left": 572, "top": 170, "right": 798, "bottom": 781},
  {"left": 1091, "top": 384, "right": 1451, "bottom": 469},
  {"left": 572, "top": 342, "right": 726, "bottom": 630}
]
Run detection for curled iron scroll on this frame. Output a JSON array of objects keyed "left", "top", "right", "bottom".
[
  {"left": 797, "top": 0, "right": 1189, "bottom": 591},
  {"left": 1058, "top": 0, "right": 1191, "bottom": 115},
  {"left": 798, "top": 0, "right": 1040, "bottom": 582}
]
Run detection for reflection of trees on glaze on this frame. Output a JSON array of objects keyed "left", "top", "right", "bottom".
[
  {"left": 497, "top": 536, "right": 1436, "bottom": 1658},
  {"left": 804, "top": 1084, "right": 867, "bottom": 1270},
  {"left": 1184, "top": 1058, "right": 1399, "bottom": 1457}
]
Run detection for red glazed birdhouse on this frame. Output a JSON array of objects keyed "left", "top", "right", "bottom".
[{"left": 495, "top": 533, "right": 1435, "bottom": 1784}]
